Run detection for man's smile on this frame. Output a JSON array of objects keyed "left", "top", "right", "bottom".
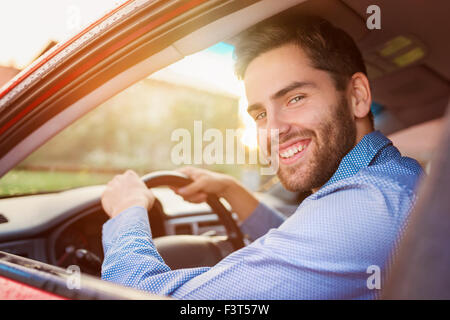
[{"left": 278, "top": 138, "right": 311, "bottom": 165}]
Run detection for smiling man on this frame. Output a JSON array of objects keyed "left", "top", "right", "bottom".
[{"left": 100, "top": 15, "right": 423, "bottom": 299}]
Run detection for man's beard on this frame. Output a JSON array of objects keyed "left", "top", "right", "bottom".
[{"left": 277, "top": 95, "right": 357, "bottom": 192}]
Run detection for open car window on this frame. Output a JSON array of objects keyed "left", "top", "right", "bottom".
[{"left": 0, "top": 42, "right": 271, "bottom": 197}]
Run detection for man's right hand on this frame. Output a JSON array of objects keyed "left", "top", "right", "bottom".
[{"left": 173, "top": 166, "right": 260, "bottom": 222}]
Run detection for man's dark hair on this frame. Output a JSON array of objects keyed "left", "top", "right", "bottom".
[{"left": 234, "top": 15, "right": 373, "bottom": 124}]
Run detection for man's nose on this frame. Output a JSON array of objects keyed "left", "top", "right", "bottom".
[
  {"left": 266, "top": 111, "right": 290, "bottom": 136},
  {"left": 259, "top": 112, "right": 290, "bottom": 152}
]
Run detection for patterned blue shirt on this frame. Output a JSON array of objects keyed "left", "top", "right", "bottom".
[{"left": 101, "top": 131, "right": 423, "bottom": 299}]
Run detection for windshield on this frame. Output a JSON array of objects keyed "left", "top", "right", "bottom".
[{"left": 0, "top": 42, "right": 273, "bottom": 197}]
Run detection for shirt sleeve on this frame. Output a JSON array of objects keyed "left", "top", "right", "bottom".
[
  {"left": 101, "top": 204, "right": 302, "bottom": 299},
  {"left": 101, "top": 206, "right": 211, "bottom": 296},
  {"left": 239, "top": 202, "right": 286, "bottom": 241},
  {"left": 100, "top": 202, "right": 284, "bottom": 295}
]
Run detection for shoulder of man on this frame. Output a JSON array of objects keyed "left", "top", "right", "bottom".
[{"left": 275, "top": 151, "right": 421, "bottom": 227}]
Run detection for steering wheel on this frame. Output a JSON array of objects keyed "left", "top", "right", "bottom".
[
  {"left": 142, "top": 171, "right": 245, "bottom": 251},
  {"left": 67, "top": 171, "right": 245, "bottom": 274}
]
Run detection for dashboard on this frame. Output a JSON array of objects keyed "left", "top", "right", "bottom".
[{"left": 49, "top": 210, "right": 108, "bottom": 275}]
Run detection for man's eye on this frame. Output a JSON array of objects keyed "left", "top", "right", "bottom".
[
  {"left": 288, "top": 95, "right": 304, "bottom": 105},
  {"left": 255, "top": 111, "right": 266, "bottom": 121}
]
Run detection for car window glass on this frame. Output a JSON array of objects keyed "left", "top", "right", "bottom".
[{"left": 0, "top": 42, "right": 273, "bottom": 196}]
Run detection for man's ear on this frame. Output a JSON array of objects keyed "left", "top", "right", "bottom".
[{"left": 347, "top": 72, "right": 372, "bottom": 120}]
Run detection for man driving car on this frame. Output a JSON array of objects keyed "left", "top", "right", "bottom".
[{"left": 100, "top": 15, "right": 423, "bottom": 299}]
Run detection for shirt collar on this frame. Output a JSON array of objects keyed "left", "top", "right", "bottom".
[{"left": 322, "top": 130, "right": 392, "bottom": 188}]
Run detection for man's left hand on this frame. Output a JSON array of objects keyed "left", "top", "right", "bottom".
[{"left": 101, "top": 170, "right": 155, "bottom": 219}]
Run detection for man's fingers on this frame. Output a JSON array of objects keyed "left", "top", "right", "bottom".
[
  {"left": 177, "top": 177, "right": 207, "bottom": 197},
  {"left": 101, "top": 191, "right": 112, "bottom": 214},
  {"left": 183, "top": 192, "right": 208, "bottom": 203},
  {"left": 146, "top": 189, "right": 155, "bottom": 208},
  {"left": 169, "top": 186, "right": 183, "bottom": 195},
  {"left": 101, "top": 169, "right": 151, "bottom": 218},
  {"left": 125, "top": 169, "right": 137, "bottom": 176},
  {"left": 171, "top": 186, "right": 208, "bottom": 203},
  {"left": 178, "top": 167, "right": 199, "bottom": 180},
  {"left": 177, "top": 166, "right": 206, "bottom": 179},
  {"left": 177, "top": 166, "right": 194, "bottom": 176},
  {"left": 176, "top": 166, "right": 189, "bottom": 173}
]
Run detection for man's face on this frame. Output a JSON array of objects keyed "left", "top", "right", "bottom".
[{"left": 245, "top": 44, "right": 357, "bottom": 192}]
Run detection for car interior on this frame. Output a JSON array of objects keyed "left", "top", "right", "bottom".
[{"left": 0, "top": 0, "right": 448, "bottom": 299}]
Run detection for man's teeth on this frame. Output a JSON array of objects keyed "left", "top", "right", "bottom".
[{"left": 280, "top": 144, "right": 306, "bottom": 158}]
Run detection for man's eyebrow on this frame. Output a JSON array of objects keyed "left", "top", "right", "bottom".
[
  {"left": 247, "top": 103, "right": 264, "bottom": 114},
  {"left": 270, "top": 81, "right": 316, "bottom": 100},
  {"left": 246, "top": 81, "right": 316, "bottom": 114}
]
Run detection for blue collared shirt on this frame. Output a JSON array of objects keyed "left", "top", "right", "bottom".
[{"left": 101, "top": 131, "right": 423, "bottom": 299}]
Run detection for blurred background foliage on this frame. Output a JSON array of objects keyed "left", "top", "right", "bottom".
[{"left": 0, "top": 78, "right": 259, "bottom": 196}]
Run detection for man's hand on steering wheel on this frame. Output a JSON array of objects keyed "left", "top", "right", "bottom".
[
  {"left": 101, "top": 170, "right": 155, "bottom": 218},
  {"left": 101, "top": 169, "right": 248, "bottom": 251},
  {"left": 171, "top": 167, "right": 237, "bottom": 203},
  {"left": 173, "top": 166, "right": 260, "bottom": 222}
]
